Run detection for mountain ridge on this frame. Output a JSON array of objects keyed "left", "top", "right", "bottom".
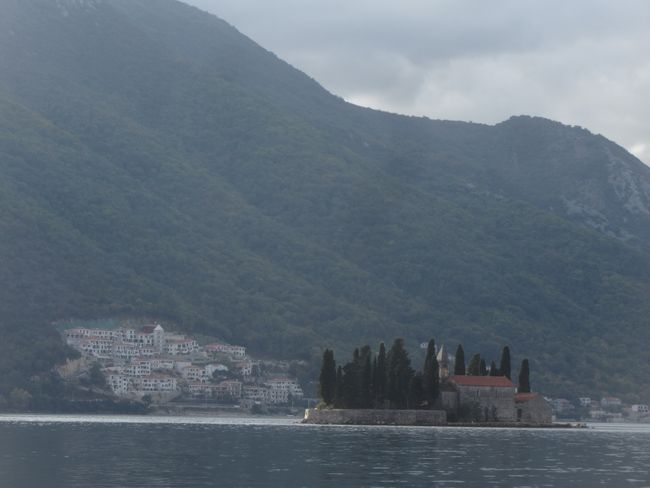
[{"left": 1, "top": 0, "right": 650, "bottom": 403}]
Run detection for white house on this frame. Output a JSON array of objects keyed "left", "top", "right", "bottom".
[
  {"left": 243, "top": 385, "right": 270, "bottom": 403},
  {"left": 601, "top": 397, "right": 623, "bottom": 409},
  {"left": 213, "top": 380, "right": 242, "bottom": 400},
  {"left": 264, "top": 378, "right": 304, "bottom": 404},
  {"left": 204, "top": 343, "right": 247, "bottom": 358},
  {"left": 180, "top": 366, "right": 209, "bottom": 383},
  {"left": 133, "top": 374, "right": 178, "bottom": 392},
  {"left": 165, "top": 338, "right": 199, "bottom": 355},
  {"left": 124, "top": 361, "right": 151, "bottom": 377},
  {"left": 105, "top": 371, "right": 130, "bottom": 396},
  {"left": 77, "top": 338, "right": 113, "bottom": 359}
]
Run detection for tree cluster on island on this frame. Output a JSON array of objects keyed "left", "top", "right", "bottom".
[{"left": 318, "top": 339, "right": 531, "bottom": 410}]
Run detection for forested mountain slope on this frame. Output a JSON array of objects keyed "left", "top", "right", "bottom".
[{"left": 1, "top": 0, "right": 650, "bottom": 401}]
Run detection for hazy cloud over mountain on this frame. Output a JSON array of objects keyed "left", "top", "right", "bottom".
[{"left": 186, "top": 0, "right": 650, "bottom": 164}]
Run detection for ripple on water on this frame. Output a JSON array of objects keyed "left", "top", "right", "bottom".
[{"left": 1, "top": 416, "right": 650, "bottom": 487}]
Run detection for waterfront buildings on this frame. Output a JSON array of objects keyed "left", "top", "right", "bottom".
[{"left": 63, "top": 323, "right": 303, "bottom": 406}]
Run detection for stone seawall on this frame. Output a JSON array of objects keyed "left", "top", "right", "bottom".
[{"left": 303, "top": 408, "right": 447, "bottom": 426}]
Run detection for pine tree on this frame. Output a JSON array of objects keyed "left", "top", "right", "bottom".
[
  {"left": 479, "top": 358, "right": 487, "bottom": 376},
  {"left": 518, "top": 359, "right": 531, "bottom": 393},
  {"left": 489, "top": 360, "right": 498, "bottom": 376},
  {"left": 454, "top": 344, "right": 466, "bottom": 375},
  {"left": 374, "top": 342, "right": 388, "bottom": 408},
  {"left": 422, "top": 339, "right": 440, "bottom": 407},
  {"left": 387, "top": 338, "right": 414, "bottom": 409},
  {"left": 499, "top": 346, "right": 512, "bottom": 379},
  {"left": 467, "top": 353, "right": 481, "bottom": 376},
  {"left": 318, "top": 349, "right": 337, "bottom": 405}
]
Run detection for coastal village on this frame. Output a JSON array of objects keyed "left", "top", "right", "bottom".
[
  {"left": 57, "top": 322, "right": 648, "bottom": 422},
  {"left": 60, "top": 323, "right": 305, "bottom": 410}
]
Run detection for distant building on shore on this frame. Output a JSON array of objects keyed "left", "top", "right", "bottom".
[
  {"left": 435, "top": 375, "right": 552, "bottom": 424},
  {"left": 447, "top": 375, "right": 517, "bottom": 422}
]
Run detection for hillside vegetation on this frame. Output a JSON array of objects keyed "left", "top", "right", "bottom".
[{"left": 1, "top": 0, "right": 650, "bottom": 403}]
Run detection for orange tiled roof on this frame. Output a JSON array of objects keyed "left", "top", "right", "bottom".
[
  {"left": 515, "top": 392, "right": 539, "bottom": 402},
  {"left": 450, "top": 375, "right": 515, "bottom": 388}
]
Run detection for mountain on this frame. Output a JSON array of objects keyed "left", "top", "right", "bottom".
[{"left": 1, "top": 0, "right": 650, "bottom": 403}]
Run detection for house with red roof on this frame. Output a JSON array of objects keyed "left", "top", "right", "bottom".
[
  {"left": 448, "top": 375, "right": 517, "bottom": 422},
  {"left": 515, "top": 392, "right": 552, "bottom": 423}
]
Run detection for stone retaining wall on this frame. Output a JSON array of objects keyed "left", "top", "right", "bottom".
[{"left": 303, "top": 408, "right": 447, "bottom": 426}]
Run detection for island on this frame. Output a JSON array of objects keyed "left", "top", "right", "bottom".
[{"left": 303, "top": 339, "right": 555, "bottom": 427}]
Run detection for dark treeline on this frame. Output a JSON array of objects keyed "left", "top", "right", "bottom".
[
  {"left": 319, "top": 340, "right": 532, "bottom": 409},
  {"left": 319, "top": 339, "right": 440, "bottom": 410}
]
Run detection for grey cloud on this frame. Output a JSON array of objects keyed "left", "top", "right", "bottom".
[{"left": 186, "top": 0, "right": 650, "bottom": 164}]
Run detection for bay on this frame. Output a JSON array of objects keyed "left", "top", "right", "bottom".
[{"left": 0, "top": 415, "right": 649, "bottom": 487}]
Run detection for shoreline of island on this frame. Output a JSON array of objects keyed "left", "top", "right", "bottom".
[{"left": 302, "top": 408, "right": 583, "bottom": 428}]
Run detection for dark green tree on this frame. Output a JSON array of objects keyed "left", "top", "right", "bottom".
[
  {"left": 499, "top": 346, "right": 512, "bottom": 379},
  {"left": 334, "top": 365, "right": 344, "bottom": 407},
  {"left": 518, "top": 359, "right": 531, "bottom": 393},
  {"left": 337, "top": 361, "right": 359, "bottom": 409},
  {"left": 467, "top": 353, "right": 481, "bottom": 376},
  {"left": 387, "top": 338, "right": 414, "bottom": 409},
  {"left": 454, "top": 344, "right": 466, "bottom": 375},
  {"left": 318, "top": 349, "right": 337, "bottom": 405},
  {"left": 422, "top": 339, "right": 440, "bottom": 407},
  {"left": 89, "top": 362, "right": 106, "bottom": 389},
  {"left": 489, "top": 360, "right": 499, "bottom": 376},
  {"left": 408, "top": 372, "right": 425, "bottom": 409},
  {"left": 373, "top": 342, "right": 388, "bottom": 407},
  {"left": 479, "top": 358, "right": 487, "bottom": 376},
  {"left": 360, "top": 350, "right": 373, "bottom": 408}
]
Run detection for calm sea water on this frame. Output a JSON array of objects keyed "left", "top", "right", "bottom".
[{"left": 0, "top": 415, "right": 649, "bottom": 487}]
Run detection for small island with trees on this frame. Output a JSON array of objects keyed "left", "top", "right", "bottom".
[{"left": 304, "top": 338, "right": 555, "bottom": 426}]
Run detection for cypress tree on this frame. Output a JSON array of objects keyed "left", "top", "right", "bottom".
[
  {"left": 454, "top": 344, "right": 466, "bottom": 375},
  {"left": 467, "top": 353, "right": 481, "bottom": 376},
  {"left": 479, "top": 358, "right": 487, "bottom": 376},
  {"left": 371, "top": 356, "right": 378, "bottom": 405},
  {"left": 489, "top": 360, "right": 498, "bottom": 376},
  {"left": 360, "top": 351, "right": 373, "bottom": 408},
  {"left": 499, "top": 346, "right": 512, "bottom": 379},
  {"left": 518, "top": 359, "right": 531, "bottom": 393},
  {"left": 387, "top": 338, "right": 414, "bottom": 409},
  {"left": 422, "top": 339, "right": 440, "bottom": 407},
  {"left": 318, "top": 349, "right": 337, "bottom": 405},
  {"left": 338, "top": 361, "right": 359, "bottom": 409},
  {"left": 353, "top": 347, "right": 360, "bottom": 365},
  {"left": 408, "top": 373, "right": 425, "bottom": 409},
  {"left": 334, "top": 365, "right": 344, "bottom": 407},
  {"left": 374, "top": 342, "right": 388, "bottom": 408}
]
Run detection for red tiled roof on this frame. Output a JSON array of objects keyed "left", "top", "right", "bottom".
[
  {"left": 450, "top": 375, "right": 515, "bottom": 388},
  {"left": 515, "top": 392, "right": 539, "bottom": 403}
]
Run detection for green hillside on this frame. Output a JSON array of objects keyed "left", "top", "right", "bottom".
[{"left": 2, "top": 0, "right": 650, "bottom": 404}]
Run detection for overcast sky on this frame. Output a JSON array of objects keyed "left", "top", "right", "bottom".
[{"left": 186, "top": 0, "right": 649, "bottom": 164}]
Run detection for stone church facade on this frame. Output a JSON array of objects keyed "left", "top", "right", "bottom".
[{"left": 449, "top": 375, "right": 517, "bottom": 421}]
